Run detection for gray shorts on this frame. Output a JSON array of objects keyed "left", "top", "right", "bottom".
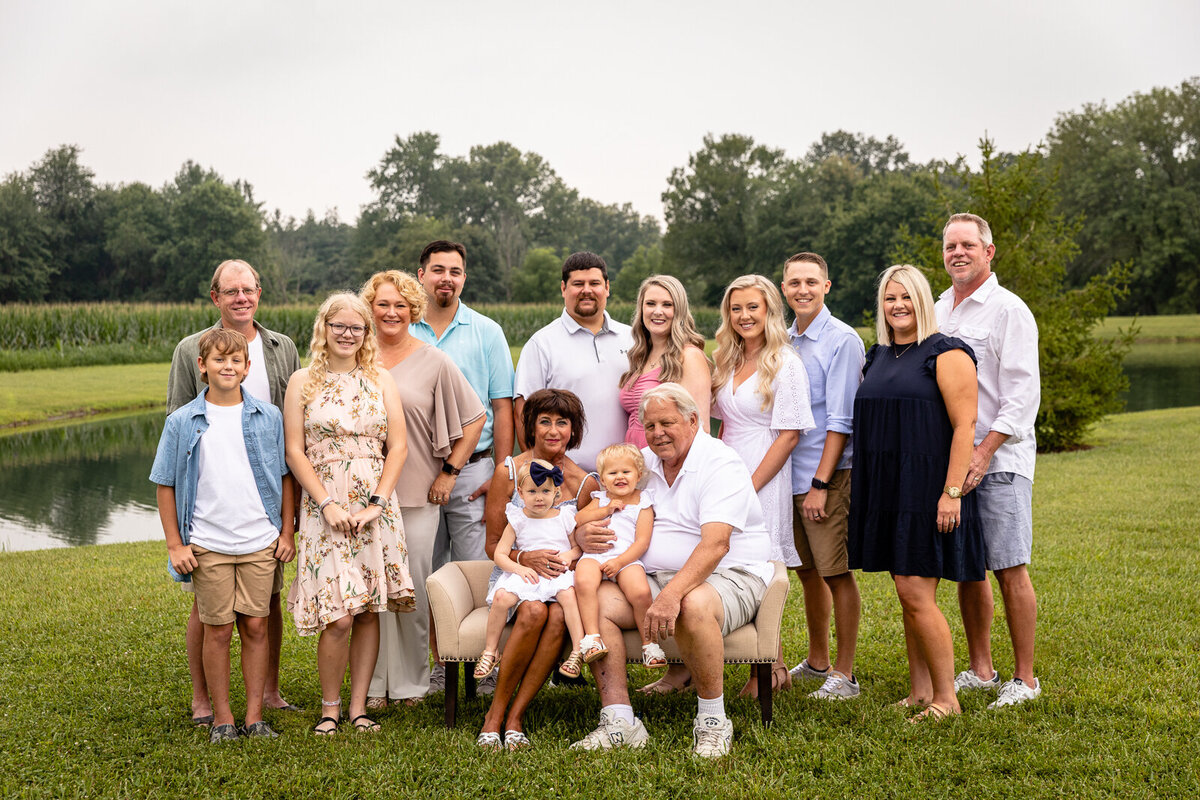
[
  {"left": 646, "top": 567, "right": 767, "bottom": 636},
  {"left": 976, "top": 472, "right": 1034, "bottom": 571},
  {"left": 432, "top": 457, "right": 490, "bottom": 571}
]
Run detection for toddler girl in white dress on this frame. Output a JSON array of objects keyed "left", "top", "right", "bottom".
[
  {"left": 573, "top": 443, "right": 665, "bottom": 669},
  {"left": 475, "top": 459, "right": 588, "bottom": 680}
]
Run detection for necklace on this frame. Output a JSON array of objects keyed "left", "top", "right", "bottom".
[{"left": 893, "top": 342, "right": 916, "bottom": 358}]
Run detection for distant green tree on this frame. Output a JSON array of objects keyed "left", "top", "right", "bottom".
[
  {"left": 100, "top": 182, "right": 168, "bottom": 299},
  {"left": 1047, "top": 76, "right": 1200, "bottom": 313},
  {"left": 611, "top": 243, "right": 663, "bottom": 303},
  {"left": 893, "top": 138, "right": 1134, "bottom": 451},
  {"left": 0, "top": 175, "right": 55, "bottom": 301},
  {"left": 152, "top": 162, "right": 269, "bottom": 300},
  {"left": 266, "top": 208, "right": 356, "bottom": 300},
  {"left": 661, "top": 134, "right": 786, "bottom": 304},
  {"left": 511, "top": 247, "right": 563, "bottom": 303},
  {"left": 28, "top": 145, "right": 109, "bottom": 299}
]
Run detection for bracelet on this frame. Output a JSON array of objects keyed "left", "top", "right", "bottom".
[
  {"left": 318, "top": 497, "right": 334, "bottom": 512},
  {"left": 515, "top": 550, "right": 524, "bottom": 566}
]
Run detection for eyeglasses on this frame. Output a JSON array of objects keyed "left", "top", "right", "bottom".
[
  {"left": 219, "top": 287, "right": 260, "bottom": 298},
  {"left": 328, "top": 323, "right": 367, "bottom": 337}
]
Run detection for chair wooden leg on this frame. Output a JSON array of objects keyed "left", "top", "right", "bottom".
[
  {"left": 444, "top": 662, "right": 459, "bottom": 728},
  {"left": 756, "top": 662, "right": 773, "bottom": 725},
  {"left": 465, "top": 664, "right": 477, "bottom": 700}
]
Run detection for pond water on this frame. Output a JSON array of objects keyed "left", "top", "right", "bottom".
[{"left": 1, "top": 344, "right": 1197, "bottom": 552}]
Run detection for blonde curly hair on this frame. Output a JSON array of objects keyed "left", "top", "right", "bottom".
[
  {"left": 711, "top": 275, "right": 792, "bottom": 411},
  {"left": 360, "top": 270, "right": 427, "bottom": 325},
  {"left": 301, "top": 292, "right": 381, "bottom": 406}
]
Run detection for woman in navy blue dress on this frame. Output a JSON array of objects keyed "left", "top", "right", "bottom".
[{"left": 848, "top": 264, "right": 983, "bottom": 721}]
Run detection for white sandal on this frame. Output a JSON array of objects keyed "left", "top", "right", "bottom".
[
  {"left": 504, "top": 729, "right": 532, "bottom": 750},
  {"left": 579, "top": 634, "right": 608, "bottom": 663},
  {"left": 476, "top": 731, "right": 502, "bottom": 749},
  {"left": 642, "top": 642, "right": 668, "bottom": 669}
]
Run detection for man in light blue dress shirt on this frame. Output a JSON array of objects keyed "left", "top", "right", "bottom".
[
  {"left": 782, "top": 252, "right": 866, "bottom": 700},
  {"left": 412, "top": 240, "right": 515, "bottom": 694}
]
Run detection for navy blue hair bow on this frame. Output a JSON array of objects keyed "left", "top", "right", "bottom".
[{"left": 529, "top": 462, "right": 564, "bottom": 487}]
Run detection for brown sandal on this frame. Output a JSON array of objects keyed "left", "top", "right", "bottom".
[{"left": 908, "top": 702, "right": 958, "bottom": 723}]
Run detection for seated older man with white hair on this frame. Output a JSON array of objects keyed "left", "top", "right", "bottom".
[{"left": 571, "top": 382, "right": 773, "bottom": 758}]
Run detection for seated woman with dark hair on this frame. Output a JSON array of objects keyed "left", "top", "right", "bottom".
[{"left": 476, "top": 389, "right": 599, "bottom": 750}]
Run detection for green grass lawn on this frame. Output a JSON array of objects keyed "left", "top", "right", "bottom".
[
  {"left": 1, "top": 407, "right": 1197, "bottom": 797},
  {"left": 1095, "top": 314, "right": 1200, "bottom": 342},
  {"left": 0, "top": 363, "right": 166, "bottom": 428}
]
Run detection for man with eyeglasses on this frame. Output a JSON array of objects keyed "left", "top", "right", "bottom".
[{"left": 167, "top": 259, "right": 302, "bottom": 725}]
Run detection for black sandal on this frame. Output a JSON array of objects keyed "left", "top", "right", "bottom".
[
  {"left": 350, "top": 714, "right": 381, "bottom": 733},
  {"left": 312, "top": 716, "right": 340, "bottom": 736}
]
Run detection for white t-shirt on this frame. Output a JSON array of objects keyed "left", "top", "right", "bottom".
[
  {"left": 190, "top": 402, "right": 280, "bottom": 554},
  {"left": 640, "top": 432, "right": 774, "bottom": 586},
  {"left": 514, "top": 310, "right": 633, "bottom": 472},
  {"left": 242, "top": 332, "right": 271, "bottom": 406}
]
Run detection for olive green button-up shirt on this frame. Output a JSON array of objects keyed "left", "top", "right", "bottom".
[{"left": 166, "top": 321, "right": 301, "bottom": 414}]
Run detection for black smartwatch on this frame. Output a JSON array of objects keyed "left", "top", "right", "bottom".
[
  {"left": 441, "top": 461, "right": 462, "bottom": 476},
  {"left": 811, "top": 476, "right": 832, "bottom": 491}
]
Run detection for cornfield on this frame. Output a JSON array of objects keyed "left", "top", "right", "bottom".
[{"left": 0, "top": 302, "right": 724, "bottom": 371}]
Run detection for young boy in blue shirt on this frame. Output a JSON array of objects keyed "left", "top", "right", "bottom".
[{"left": 150, "top": 328, "right": 295, "bottom": 742}]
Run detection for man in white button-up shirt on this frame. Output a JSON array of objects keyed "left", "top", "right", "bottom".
[
  {"left": 572, "top": 383, "right": 772, "bottom": 758},
  {"left": 936, "top": 213, "right": 1043, "bottom": 709}
]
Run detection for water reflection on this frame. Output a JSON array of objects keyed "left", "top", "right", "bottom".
[{"left": 0, "top": 412, "right": 164, "bottom": 550}]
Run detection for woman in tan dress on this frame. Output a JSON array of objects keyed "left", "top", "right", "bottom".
[
  {"left": 284, "top": 292, "right": 415, "bottom": 735},
  {"left": 361, "top": 270, "right": 486, "bottom": 706}
]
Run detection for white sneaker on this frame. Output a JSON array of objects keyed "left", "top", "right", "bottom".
[
  {"left": 788, "top": 659, "right": 829, "bottom": 682},
  {"left": 809, "top": 670, "right": 861, "bottom": 700},
  {"left": 954, "top": 668, "right": 1002, "bottom": 692},
  {"left": 988, "top": 678, "right": 1041, "bottom": 709},
  {"left": 570, "top": 709, "right": 650, "bottom": 750},
  {"left": 691, "top": 714, "right": 733, "bottom": 758}
]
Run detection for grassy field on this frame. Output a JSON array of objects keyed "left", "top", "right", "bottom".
[
  {"left": 1, "top": 407, "right": 1197, "bottom": 798},
  {"left": 0, "top": 363, "right": 166, "bottom": 428},
  {"left": 1094, "top": 314, "right": 1200, "bottom": 342}
]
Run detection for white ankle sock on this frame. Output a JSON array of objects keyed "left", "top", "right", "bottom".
[
  {"left": 604, "top": 704, "right": 635, "bottom": 725},
  {"left": 697, "top": 694, "right": 725, "bottom": 722}
]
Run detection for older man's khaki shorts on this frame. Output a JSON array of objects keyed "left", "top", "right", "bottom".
[{"left": 646, "top": 567, "right": 767, "bottom": 636}]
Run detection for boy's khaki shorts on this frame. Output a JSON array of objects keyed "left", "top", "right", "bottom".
[
  {"left": 183, "top": 553, "right": 285, "bottom": 595},
  {"left": 191, "top": 543, "right": 278, "bottom": 625}
]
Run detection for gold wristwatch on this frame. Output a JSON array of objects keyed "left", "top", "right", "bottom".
[{"left": 944, "top": 486, "right": 962, "bottom": 499}]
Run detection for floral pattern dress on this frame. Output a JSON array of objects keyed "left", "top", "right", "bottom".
[{"left": 287, "top": 368, "right": 416, "bottom": 635}]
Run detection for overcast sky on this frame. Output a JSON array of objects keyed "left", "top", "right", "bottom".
[{"left": 3, "top": 0, "right": 1198, "bottom": 225}]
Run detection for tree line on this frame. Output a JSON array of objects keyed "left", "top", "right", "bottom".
[{"left": 1, "top": 78, "right": 1196, "bottom": 319}]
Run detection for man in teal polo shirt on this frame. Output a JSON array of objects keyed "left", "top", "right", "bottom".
[{"left": 412, "top": 240, "right": 515, "bottom": 694}]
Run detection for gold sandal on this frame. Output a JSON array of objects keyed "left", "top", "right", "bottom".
[
  {"left": 474, "top": 650, "right": 501, "bottom": 680},
  {"left": 558, "top": 650, "right": 584, "bottom": 679},
  {"left": 908, "top": 702, "right": 958, "bottom": 723}
]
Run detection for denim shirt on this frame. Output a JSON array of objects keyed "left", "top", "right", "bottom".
[{"left": 149, "top": 387, "right": 287, "bottom": 581}]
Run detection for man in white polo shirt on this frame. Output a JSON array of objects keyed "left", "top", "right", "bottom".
[
  {"left": 937, "top": 212, "right": 1042, "bottom": 709},
  {"left": 514, "top": 251, "right": 632, "bottom": 472},
  {"left": 572, "top": 383, "right": 772, "bottom": 758}
]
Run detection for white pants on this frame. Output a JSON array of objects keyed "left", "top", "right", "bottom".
[{"left": 370, "top": 503, "right": 439, "bottom": 700}]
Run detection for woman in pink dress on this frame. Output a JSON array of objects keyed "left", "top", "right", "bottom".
[{"left": 619, "top": 275, "right": 711, "bottom": 447}]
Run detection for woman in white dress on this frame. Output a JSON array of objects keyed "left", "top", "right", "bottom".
[{"left": 711, "top": 274, "right": 815, "bottom": 697}]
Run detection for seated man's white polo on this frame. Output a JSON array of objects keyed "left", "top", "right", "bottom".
[{"left": 641, "top": 431, "right": 774, "bottom": 587}]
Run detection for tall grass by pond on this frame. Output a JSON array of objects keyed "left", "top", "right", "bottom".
[{"left": 0, "top": 302, "right": 725, "bottom": 371}]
